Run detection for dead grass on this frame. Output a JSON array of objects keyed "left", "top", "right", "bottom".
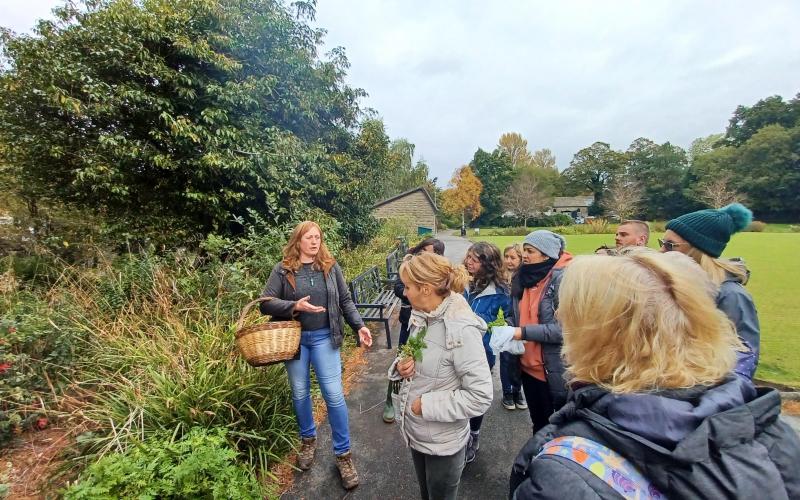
[
  {"left": 1, "top": 425, "right": 76, "bottom": 499},
  {"left": 782, "top": 400, "right": 800, "bottom": 416}
]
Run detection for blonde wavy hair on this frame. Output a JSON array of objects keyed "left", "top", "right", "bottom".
[
  {"left": 400, "top": 252, "right": 469, "bottom": 296},
  {"left": 559, "top": 252, "right": 740, "bottom": 393},
  {"left": 685, "top": 247, "right": 749, "bottom": 285},
  {"left": 282, "top": 221, "right": 335, "bottom": 274}
]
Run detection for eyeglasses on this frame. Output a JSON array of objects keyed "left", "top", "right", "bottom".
[{"left": 658, "top": 239, "right": 684, "bottom": 251}]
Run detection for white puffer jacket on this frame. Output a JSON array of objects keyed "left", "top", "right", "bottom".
[{"left": 388, "top": 292, "right": 493, "bottom": 456}]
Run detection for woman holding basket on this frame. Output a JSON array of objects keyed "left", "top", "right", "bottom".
[{"left": 259, "top": 221, "right": 372, "bottom": 490}]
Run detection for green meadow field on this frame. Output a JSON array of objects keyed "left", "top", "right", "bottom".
[{"left": 473, "top": 232, "right": 800, "bottom": 388}]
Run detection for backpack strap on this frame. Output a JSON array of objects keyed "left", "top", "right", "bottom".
[{"left": 536, "top": 436, "right": 666, "bottom": 500}]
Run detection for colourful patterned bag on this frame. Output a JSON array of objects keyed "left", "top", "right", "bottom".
[{"left": 536, "top": 436, "right": 666, "bottom": 500}]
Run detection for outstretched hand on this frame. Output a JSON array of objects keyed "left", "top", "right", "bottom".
[
  {"left": 294, "top": 296, "right": 326, "bottom": 313},
  {"left": 358, "top": 327, "right": 373, "bottom": 347}
]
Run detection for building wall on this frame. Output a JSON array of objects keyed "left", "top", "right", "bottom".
[
  {"left": 554, "top": 205, "right": 589, "bottom": 217},
  {"left": 373, "top": 190, "right": 436, "bottom": 231}
]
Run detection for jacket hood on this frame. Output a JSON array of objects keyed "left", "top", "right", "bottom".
[
  {"left": 409, "top": 292, "right": 487, "bottom": 333},
  {"left": 553, "top": 251, "right": 573, "bottom": 269},
  {"left": 553, "top": 377, "right": 768, "bottom": 463},
  {"left": 467, "top": 282, "right": 505, "bottom": 300}
]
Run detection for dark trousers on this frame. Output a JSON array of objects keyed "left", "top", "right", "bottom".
[
  {"left": 398, "top": 319, "right": 410, "bottom": 347},
  {"left": 521, "top": 372, "right": 554, "bottom": 435},
  {"left": 398, "top": 306, "right": 411, "bottom": 346},
  {"left": 469, "top": 346, "right": 495, "bottom": 432},
  {"left": 499, "top": 351, "right": 522, "bottom": 396},
  {"left": 410, "top": 446, "right": 466, "bottom": 500}
]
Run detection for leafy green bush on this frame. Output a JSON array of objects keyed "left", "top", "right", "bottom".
[
  {"left": 553, "top": 220, "right": 613, "bottom": 235},
  {"left": 64, "top": 427, "right": 268, "bottom": 499},
  {"left": 482, "top": 227, "right": 529, "bottom": 237},
  {"left": 0, "top": 288, "right": 79, "bottom": 444},
  {"left": 536, "top": 214, "right": 574, "bottom": 227}
]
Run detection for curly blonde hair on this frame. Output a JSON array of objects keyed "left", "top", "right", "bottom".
[{"left": 559, "top": 252, "right": 740, "bottom": 393}]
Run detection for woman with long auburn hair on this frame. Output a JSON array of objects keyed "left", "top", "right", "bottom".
[
  {"left": 260, "top": 221, "right": 372, "bottom": 491},
  {"left": 509, "top": 252, "right": 800, "bottom": 499}
]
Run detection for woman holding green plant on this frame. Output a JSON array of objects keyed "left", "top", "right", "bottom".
[
  {"left": 389, "top": 252, "right": 492, "bottom": 500},
  {"left": 462, "top": 242, "right": 512, "bottom": 464},
  {"left": 498, "top": 230, "right": 572, "bottom": 434},
  {"left": 260, "top": 220, "right": 372, "bottom": 491},
  {"left": 383, "top": 237, "right": 445, "bottom": 424}
]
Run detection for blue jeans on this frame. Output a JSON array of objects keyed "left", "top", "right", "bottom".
[
  {"left": 499, "top": 351, "right": 522, "bottom": 396},
  {"left": 284, "top": 328, "right": 350, "bottom": 455}
]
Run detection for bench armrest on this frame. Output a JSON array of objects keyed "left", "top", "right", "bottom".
[{"left": 355, "top": 303, "right": 386, "bottom": 309}]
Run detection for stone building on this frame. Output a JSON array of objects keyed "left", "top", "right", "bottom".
[
  {"left": 372, "top": 187, "right": 437, "bottom": 235},
  {"left": 550, "top": 196, "right": 595, "bottom": 218}
]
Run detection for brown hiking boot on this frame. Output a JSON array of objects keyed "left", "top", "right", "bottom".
[
  {"left": 297, "top": 437, "right": 316, "bottom": 470},
  {"left": 335, "top": 451, "right": 359, "bottom": 489}
]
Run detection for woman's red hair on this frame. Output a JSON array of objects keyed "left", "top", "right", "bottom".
[{"left": 282, "top": 221, "right": 336, "bottom": 274}]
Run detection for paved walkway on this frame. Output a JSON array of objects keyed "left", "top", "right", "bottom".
[
  {"left": 280, "top": 231, "right": 800, "bottom": 499},
  {"left": 281, "top": 231, "right": 530, "bottom": 499}
]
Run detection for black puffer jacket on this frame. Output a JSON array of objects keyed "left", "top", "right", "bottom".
[
  {"left": 510, "top": 377, "right": 800, "bottom": 499},
  {"left": 260, "top": 262, "right": 364, "bottom": 348},
  {"left": 508, "top": 267, "right": 568, "bottom": 408}
]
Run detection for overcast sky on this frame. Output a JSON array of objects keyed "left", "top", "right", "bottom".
[{"left": 4, "top": 1, "right": 799, "bottom": 185}]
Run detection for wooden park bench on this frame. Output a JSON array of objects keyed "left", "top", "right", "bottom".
[
  {"left": 385, "top": 236, "right": 409, "bottom": 281},
  {"left": 386, "top": 248, "right": 402, "bottom": 281},
  {"left": 349, "top": 266, "right": 399, "bottom": 349}
]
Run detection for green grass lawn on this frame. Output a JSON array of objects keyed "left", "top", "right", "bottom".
[{"left": 473, "top": 233, "right": 800, "bottom": 387}]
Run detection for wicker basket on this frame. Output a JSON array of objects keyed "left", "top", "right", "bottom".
[{"left": 235, "top": 297, "right": 301, "bottom": 367}]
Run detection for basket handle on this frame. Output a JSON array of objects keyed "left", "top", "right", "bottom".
[{"left": 237, "top": 297, "right": 276, "bottom": 331}]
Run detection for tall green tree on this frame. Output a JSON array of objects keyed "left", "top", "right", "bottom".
[
  {"left": 734, "top": 124, "right": 800, "bottom": 218},
  {"left": 0, "top": 0, "right": 379, "bottom": 244},
  {"left": 625, "top": 138, "right": 689, "bottom": 220},
  {"left": 688, "top": 133, "right": 724, "bottom": 165},
  {"left": 469, "top": 148, "right": 513, "bottom": 224},
  {"left": 689, "top": 92, "right": 800, "bottom": 220},
  {"left": 562, "top": 142, "right": 625, "bottom": 212},
  {"left": 724, "top": 94, "right": 800, "bottom": 146},
  {"left": 379, "top": 138, "right": 435, "bottom": 200}
]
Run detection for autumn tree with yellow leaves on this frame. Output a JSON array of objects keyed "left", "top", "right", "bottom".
[{"left": 441, "top": 165, "right": 483, "bottom": 227}]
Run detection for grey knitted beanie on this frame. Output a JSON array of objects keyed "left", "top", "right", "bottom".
[{"left": 523, "top": 230, "right": 566, "bottom": 260}]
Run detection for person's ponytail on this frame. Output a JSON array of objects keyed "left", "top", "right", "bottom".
[
  {"left": 447, "top": 265, "right": 469, "bottom": 294},
  {"left": 400, "top": 252, "right": 468, "bottom": 296}
]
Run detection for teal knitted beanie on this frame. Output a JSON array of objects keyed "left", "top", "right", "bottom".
[{"left": 665, "top": 203, "right": 753, "bottom": 257}]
